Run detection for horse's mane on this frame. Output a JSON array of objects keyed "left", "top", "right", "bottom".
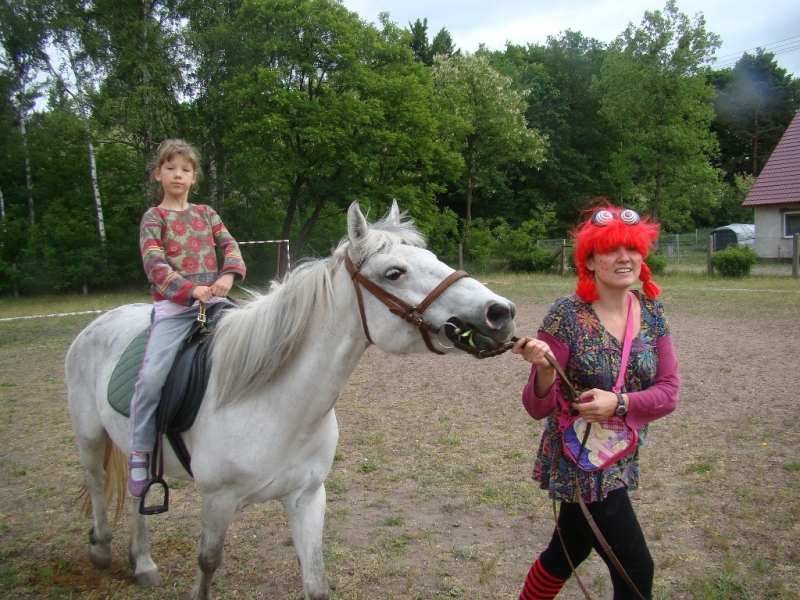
[{"left": 210, "top": 209, "right": 426, "bottom": 405}]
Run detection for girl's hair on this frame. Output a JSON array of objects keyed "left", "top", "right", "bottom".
[
  {"left": 152, "top": 139, "right": 202, "bottom": 201},
  {"left": 573, "top": 198, "right": 661, "bottom": 302}
]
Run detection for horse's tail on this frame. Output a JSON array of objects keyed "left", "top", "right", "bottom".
[{"left": 79, "top": 438, "right": 127, "bottom": 525}]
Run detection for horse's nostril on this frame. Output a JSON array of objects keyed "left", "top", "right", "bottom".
[{"left": 487, "top": 302, "right": 514, "bottom": 327}]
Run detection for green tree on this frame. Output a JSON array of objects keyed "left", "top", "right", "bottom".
[
  {"left": 0, "top": 0, "right": 52, "bottom": 223},
  {"left": 431, "top": 51, "right": 547, "bottom": 248},
  {"left": 711, "top": 49, "right": 800, "bottom": 181},
  {"left": 495, "top": 32, "right": 612, "bottom": 232},
  {"left": 408, "top": 18, "right": 431, "bottom": 65},
  {"left": 430, "top": 27, "right": 457, "bottom": 59},
  {"left": 181, "top": 0, "right": 245, "bottom": 212},
  {"left": 221, "top": 0, "right": 450, "bottom": 254},
  {"left": 87, "top": 0, "right": 185, "bottom": 198},
  {"left": 595, "top": 0, "right": 722, "bottom": 229}
]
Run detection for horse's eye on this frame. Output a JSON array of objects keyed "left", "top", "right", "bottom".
[{"left": 385, "top": 268, "right": 404, "bottom": 281}]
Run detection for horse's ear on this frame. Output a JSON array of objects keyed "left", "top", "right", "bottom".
[
  {"left": 348, "top": 202, "right": 369, "bottom": 251},
  {"left": 388, "top": 199, "right": 400, "bottom": 225}
]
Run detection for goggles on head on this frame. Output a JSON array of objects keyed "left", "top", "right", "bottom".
[{"left": 591, "top": 208, "right": 641, "bottom": 227}]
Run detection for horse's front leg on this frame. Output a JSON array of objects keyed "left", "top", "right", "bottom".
[
  {"left": 282, "top": 484, "right": 330, "bottom": 600},
  {"left": 189, "top": 492, "right": 237, "bottom": 600},
  {"left": 129, "top": 499, "right": 161, "bottom": 586}
]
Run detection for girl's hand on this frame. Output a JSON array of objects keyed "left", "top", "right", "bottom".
[
  {"left": 192, "top": 285, "right": 213, "bottom": 303},
  {"left": 573, "top": 389, "right": 617, "bottom": 423},
  {"left": 512, "top": 336, "right": 553, "bottom": 368},
  {"left": 210, "top": 273, "right": 235, "bottom": 297}
]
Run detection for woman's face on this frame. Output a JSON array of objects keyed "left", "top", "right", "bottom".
[{"left": 586, "top": 245, "right": 642, "bottom": 292}]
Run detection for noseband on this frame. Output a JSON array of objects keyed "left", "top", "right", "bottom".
[{"left": 344, "top": 251, "right": 469, "bottom": 355}]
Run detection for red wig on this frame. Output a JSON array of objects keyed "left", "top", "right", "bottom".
[{"left": 573, "top": 199, "right": 661, "bottom": 302}]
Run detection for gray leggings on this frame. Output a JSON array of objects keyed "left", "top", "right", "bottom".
[{"left": 129, "top": 304, "right": 203, "bottom": 453}]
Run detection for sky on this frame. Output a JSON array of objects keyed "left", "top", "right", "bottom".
[{"left": 342, "top": 0, "right": 800, "bottom": 77}]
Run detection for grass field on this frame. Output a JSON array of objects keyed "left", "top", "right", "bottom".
[{"left": 1, "top": 273, "right": 798, "bottom": 599}]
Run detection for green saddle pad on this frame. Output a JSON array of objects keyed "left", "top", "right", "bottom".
[{"left": 108, "top": 326, "right": 150, "bottom": 417}]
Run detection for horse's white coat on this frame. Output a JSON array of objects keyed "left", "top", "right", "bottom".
[{"left": 65, "top": 201, "right": 516, "bottom": 600}]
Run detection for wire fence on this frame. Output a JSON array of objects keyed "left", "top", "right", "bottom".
[{"left": 536, "top": 232, "right": 800, "bottom": 277}]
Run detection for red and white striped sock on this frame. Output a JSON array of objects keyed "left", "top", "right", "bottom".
[{"left": 519, "top": 557, "right": 566, "bottom": 600}]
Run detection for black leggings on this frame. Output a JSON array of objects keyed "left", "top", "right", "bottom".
[{"left": 539, "top": 488, "right": 654, "bottom": 600}]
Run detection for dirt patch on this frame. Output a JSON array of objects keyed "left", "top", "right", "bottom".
[{"left": 1, "top": 284, "right": 799, "bottom": 599}]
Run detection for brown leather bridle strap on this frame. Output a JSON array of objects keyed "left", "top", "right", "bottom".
[
  {"left": 344, "top": 251, "right": 469, "bottom": 354},
  {"left": 544, "top": 352, "right": 647, "bottom": 600}
]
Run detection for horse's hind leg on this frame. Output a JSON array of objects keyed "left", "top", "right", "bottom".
[
  {"left": 78, "top": 436, "right": 115, "bottom": 570},
  {"left": 282, "top": 484, "right": 330, "bottom": 600},
  {"left": 189, "top": 492, "right": 237, "bottom": 600}
]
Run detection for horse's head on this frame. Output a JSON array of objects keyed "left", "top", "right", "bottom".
[{"left": 344, "top": 201, "right": 516, "bottom": 356}]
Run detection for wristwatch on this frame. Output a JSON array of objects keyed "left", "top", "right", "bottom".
[{"left": 615, "top": 393, "right": 627, "bottom": 416}]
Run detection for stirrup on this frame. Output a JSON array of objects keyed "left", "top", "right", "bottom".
[{"left": 138, "top": 477, "right": 170, "bottom": 515}]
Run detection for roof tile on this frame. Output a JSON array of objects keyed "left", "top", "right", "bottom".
[{"left": 742, "top": 108, "right": 800, "bottom": 207}]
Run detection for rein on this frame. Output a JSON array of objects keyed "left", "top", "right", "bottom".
[{"left": 543, "top": 352, "right": 647, "bottom": 600}]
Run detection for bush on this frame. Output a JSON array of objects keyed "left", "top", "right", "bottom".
[
  {"left": 711, "top": 246, "right": 758, "bottom": 278},
  {"left": 645, "top": 253, "right": 667, "bottom": 276},
  {"left": 509, "top": 245, "right": 559, "bottom": 273}
]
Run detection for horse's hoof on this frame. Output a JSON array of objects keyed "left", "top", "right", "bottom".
[
  {"left": 134, "top": 569, "right": 162, "bottom": 587},
  {"left": 88, "top": 545, "right": 113, "bottom": 570}
]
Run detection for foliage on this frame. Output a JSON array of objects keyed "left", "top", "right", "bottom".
[
  {"left": 1, "top": 0, "right": 799, "bottom": 295},
  {"left": 711, "top": 49, "right": 800, "bottom": 182},
  {"left": 431, "top": 51, "right": 547, "bottom": 234},
  {"left": 645, "top": 252, "right": 668, "bottom": 276},
  {"left": 595, "top": 0, "right": 722, "bottom": 230},
  {"left": 495, "top": 32, "right": 613, "bottom": 231},
  {"left": 711, "top": 245, "right": 757, "bottom": 278},
  {"left": 221, "top": 0, "right": 450, "bottom": 255}
]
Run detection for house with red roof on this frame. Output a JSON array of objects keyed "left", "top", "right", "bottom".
[{"left": 742, "top": 108, "right": 800, "bottom": 259}]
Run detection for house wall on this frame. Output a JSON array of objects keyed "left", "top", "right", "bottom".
[{"left": 753, "top": 205, "right": 799, "bottom": 259}]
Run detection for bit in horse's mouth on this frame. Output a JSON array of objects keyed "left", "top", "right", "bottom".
[{"left": 443, "top": 317, "right": 500, "bottom": 351}]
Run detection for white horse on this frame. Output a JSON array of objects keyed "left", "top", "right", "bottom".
[{"left": 66, "top": 201, "right": 516, "bottom": 600}]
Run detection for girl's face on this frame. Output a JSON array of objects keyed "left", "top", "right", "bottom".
[
  {"left": 585, "top": 245, "right": 642, "bottom": 293},
  {"left": 155, "top": 154, "right": 197, "bottom": 203}
]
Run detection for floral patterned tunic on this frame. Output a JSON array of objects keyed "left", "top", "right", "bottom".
[
  {"left": 525, "top": 292, "right": 678, "bottom": 503},
  {"left": 140, "top": 204, "right": 246, "bottom": 306}
]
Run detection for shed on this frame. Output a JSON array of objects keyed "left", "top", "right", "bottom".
[{"left": 711, "top": 224, "right": 755, "bottom": 252}]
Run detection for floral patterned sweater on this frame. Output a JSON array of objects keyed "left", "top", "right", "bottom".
[
  {"left": 522, "top": 292, "right": 680, "bottom": 503},
  {"left": 140, "top": 204, "right": 246, "bottom": 306}
]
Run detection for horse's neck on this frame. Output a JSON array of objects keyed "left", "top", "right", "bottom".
[
  {"left": 211, "top": 265, "right": 369, "bottom": 421},
  {"left": 286, "top": 265, "right": 369, "bottom": 399}
]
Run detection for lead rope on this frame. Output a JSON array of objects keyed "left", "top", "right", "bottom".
[{"left": 544, "top": 353, "right": 647, "bottom": 600}]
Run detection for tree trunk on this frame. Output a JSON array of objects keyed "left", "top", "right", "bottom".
[
  {"left": 88, "top": 140, "right": 106, "bottom": 244},
  {"left": 294, "top": 196, "right": 325, "bottom": 253},
  {"left": 18, "top": 104, "right": 34, "bottom": 223}
]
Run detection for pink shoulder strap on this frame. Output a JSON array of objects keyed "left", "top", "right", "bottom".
[{"left": 613, "top": 293, "right": 635, "bottom": 393}]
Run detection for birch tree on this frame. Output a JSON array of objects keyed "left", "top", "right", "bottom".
[{"left": 431, "top": 52, "right": 547, "bottom": 240}]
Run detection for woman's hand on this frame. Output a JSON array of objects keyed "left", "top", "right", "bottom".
[
  {"left": 513, "top": 336, "right": 556, "bottom": 398},
  {"left": 210, "top": 273, "right": 235, "bottom": 297},
  {"left": 512, "top": 336, "right": 553, "bottom": 367},
  {"left": 573, "top": 389, "right": 618, "bottom": 423}
]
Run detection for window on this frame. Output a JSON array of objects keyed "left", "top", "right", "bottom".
[{"left": 785, "top": 211, "right": 800, "bottom": 238}]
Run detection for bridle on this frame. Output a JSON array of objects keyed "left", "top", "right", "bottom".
[{"left": 344, "top": 251, "right": 472, "bottom": 355}]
